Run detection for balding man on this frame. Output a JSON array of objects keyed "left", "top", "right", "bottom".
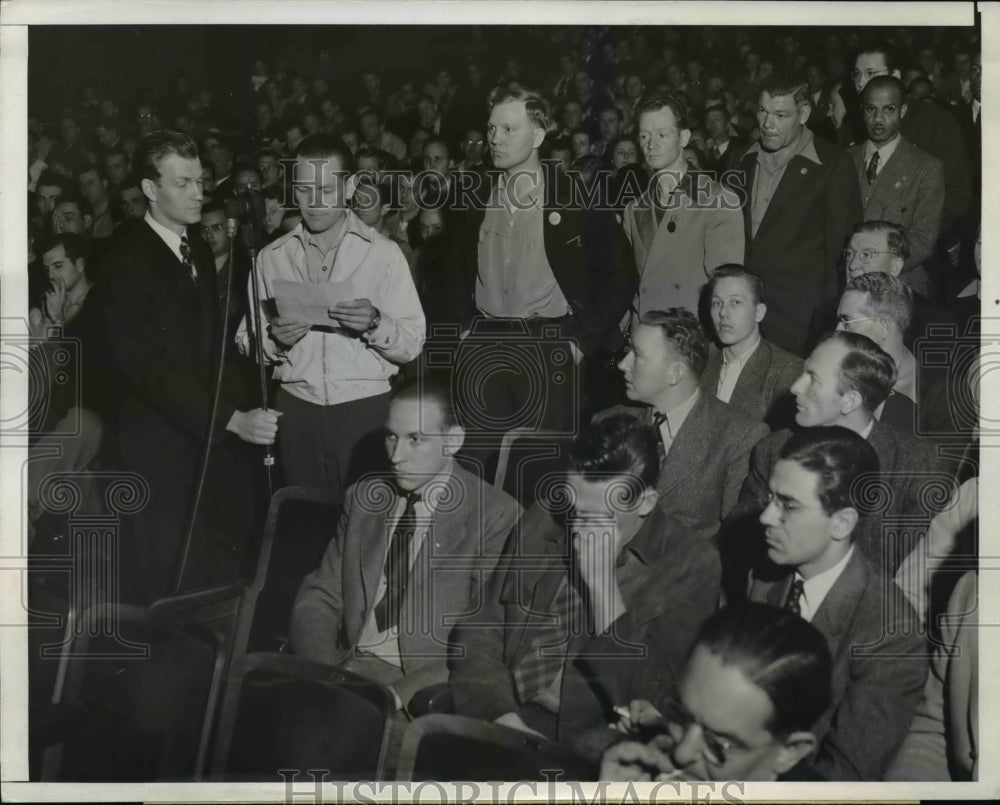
[{"left": 848, "top": 76, "right": 944, "bottom": 296}]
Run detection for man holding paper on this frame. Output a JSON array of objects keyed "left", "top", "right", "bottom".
[{"left": 238, "top": 133, "right": 425, "bottom": 503}]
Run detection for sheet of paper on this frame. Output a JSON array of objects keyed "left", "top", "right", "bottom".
[{"left": 272, "top": 279, "right": 356, "bottom": 327}]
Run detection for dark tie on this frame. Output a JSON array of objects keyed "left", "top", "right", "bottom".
[
  {"left": 866, "top": 150, "right": 880, "bottom": 185},
  {"left": 179, "top": 235, "right": 198, "bottom": 284},
  {"left": 652, "top": 411, "right": 668, "bottom": 464},
  {"left": 512, "top": 574, "right": 578, "bottom": 704},
  {"left": 374, "top": 492, "right": 421, "bottom": 632},
  {"left": 784, "top": 578, "right": 805, "bottom": 616}
]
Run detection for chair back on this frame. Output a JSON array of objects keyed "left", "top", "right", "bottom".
[{"left": 494, "top": 430, "right": 574, "bottom": 509}]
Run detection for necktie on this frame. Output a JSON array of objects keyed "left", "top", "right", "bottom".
[
  {"left": 866, "top": 150, "right": 880, "bottom": 185},
  {"left": 652, "top": 411, "right": 668, "bottom": 463},
  {"left": 784, "top": 578, "right": 805, "bottom": 616},
  {"left": 374, "top": 492, "right": 421, "bottom": 632},
  {"left": 179, "top": 235, "right": 198, "bottom": 284},
  {"left": 512, "top": 575, "right": 578, "bottom": 705}
]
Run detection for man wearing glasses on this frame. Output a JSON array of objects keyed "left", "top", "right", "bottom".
[
  {"left": 740, "top": 330, "right": 942, "bottom": 574},
  {"left": 848, "top": 76, "right": 944, "bottom": 296},
  {"left": 748, "top": 427, "right": 926, "bottom": 780}
]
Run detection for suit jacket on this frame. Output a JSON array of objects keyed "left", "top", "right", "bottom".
[
  {"left": 597, "top": 394, "right": 769, "bottom": 542},
  {"left": 290, "top": 465, "right": 522, "bottom": 690},
  {"left": 445, "top": 168, "right": 637, "bottom": 357},
  {"left": 750, "top": 549, "right": 927, "bottom": 781},
  {"left": 849, "top": 137, "right": 945, "bottom": 270},
  {"left": 99, "top": 219, "right": 256, "bottom": 595},
  {"left": 622, "top": 172, "right": 744, "bottom": 317},
  {"left": 737, "top": 135, "right": 862, "bottom": 356},
  {"left": 449, "top": 501, "right": 720, "bottom": 743},
  {"left": 699, "top": 338, "right": 802, "bottom": 430},
  {"left": 741, "top": 421, "right": 946, "bottom": 572}
]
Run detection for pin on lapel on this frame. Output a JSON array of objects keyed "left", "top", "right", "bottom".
[
  {"left": 667, "top": 215, "right": 679, "bottom": 233},
  {"left": 800, "top": 167, "right": 808, "bottom": 175},
  {"left": 548, "top": 211, "right": 561, "bottom": 226},
  {"left": 567, "top": 235, "right": 582, "bottom": 246},
  {"left": 894, "top": 181, "right": 902, "bottom": 189}
]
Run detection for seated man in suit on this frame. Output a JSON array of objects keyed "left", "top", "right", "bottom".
[
  {"left": 741, "top": 331, "right": 943, "bottom": 573},
  {"left": 836, "top": 272, "right": 954, "bottom": 436},
  {"left": 849, "top": 76, "right": 944, "bottom": 296},
  {"left": 290, "top": 375, "right": 522, "bottom": 711},
  {"left": 449, "top": 414, "right": 720, "bottom": 748},
  {"left": 601, "top": 603, "right": 832, "bottom": 782},
  {"left": 749, "top": 426, "right": 927, "bottom": 781},
  {"left": 809, "top": 220, "right": 953, "bottom": 350},
  {"left": 700, "top": 265, "right": 803, "bottom": 430},
  {"left": 607, "top": 308, "right": 768, "bottom": 542}
]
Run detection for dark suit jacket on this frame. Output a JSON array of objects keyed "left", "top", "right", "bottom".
[
  {"left": 597, "top": 393, "right": 769, "bottom": 543},
  {"left": 449, "top": 501, "right": 720, "bottom": 743},
  {"left": 445, "top": 169, "right": 637, "bottom": 357},
  {"left": 750, "top": 550, "right": 927, "bottom": 781},
  {"left": 700, "top": 338, "right": 802, "bottom": 430},
  {"left": 849, "top": 137, "right": 945, "bottom": 270},
  {"left": 99, "top": 219, "right": 255, "bottom": 596},
  {"left": 737, "top": 135, "right": 862, "bottom": 356},
  {"left": 741, "top": 421, "right": 946, "bottom": 572},
  {"left": 290, "top": 466, "right": 521, "bottom": 695}
]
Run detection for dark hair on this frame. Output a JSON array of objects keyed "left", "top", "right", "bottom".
[
  {"left": 778, "top": 425, "right": 880, "bottom": 516},
  {"left": 103, "top": 146, "right": 128, "bottom": 165},
  {"left": 816, "top": 330, "right": 897, "bottom": 413},
  {"left": 294, "top": 133, "right": 356, "bottom": 174},
  {"left": 133, "top": 130, "right": 199, "bottom": 184},
  {"left": 487, "top": 86, "right": 551, "bottom": 130},
  {"left": 422, "top": 135, "right": 451, "bottom": 159},
  {"left": 200, "top": 199, "right": 225, "bottom": 218},
  {"left": 390, "top": 374, "right": 458, "bottom": 430},
  {"left": 694, "top": 603, "right": 833, "bottom": 736},
  {"left": 54, "top": 190, "right": 91, "bottom": 217},
  {"left": 845, "top": 272, "right": 913, "bottom": 334},
  {"left": 568, "top": 414, "right": 660, "bottom": 500},
  {"left": 861, "top": 75, "right": 905, "bottom": 104},
  {"left": 855, "top": 43, "right": 898, "bottom": 74},
  {"left": 639, "top": 308, "right": 709, "bottom": 379},
  {"left": 759, "top": 72, "right": 811, "bottom": 108},
  {"left": 598, "top": 104, "right": 624, "bottom": 124},
  {"left": 852, "top": 220, "right": 910, "bottom": 262},
  {"left": 36, "top": 170, "right": 67, "bottom": 193},
  {"left": 118, "top": 173, "right": 143, "bottom": 194},
  {"left": 37, "top": 232, "right": 89, "bottom": 266},
  {"left": 634, "top": 90, "right": 691, "bottom": 130},
  {"left": 708, "top": 264, "right": 766, "bottom": 305}
]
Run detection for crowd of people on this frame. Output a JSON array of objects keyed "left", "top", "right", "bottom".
[{"left": 26, "top": 23, "right": 980, "bottom": 783}]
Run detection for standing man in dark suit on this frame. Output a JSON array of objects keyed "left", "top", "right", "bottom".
[
  {"left": 444, "top": 86, "right": 635, "bottom": 472},
  {"left": 99, "top": 130, "right": 280, "bottom": 601},
  {"left": 750, "top": 427, "right": 927, "bottom": 781},
  {"left": 604, "top": 308, "right": 768, "bottom": 542},
  {"left": 449, "top": 415, "right": 719, "bottom": 747},
  {"left": 291, "top": 376, "right": 521, "bottom": 710},
  {"left": 737, "top": 73, "right": 862, "bottom": 356},
  {"left": 848, "top": 76, "right": 944, "bottom": 296},
  {"left": 701, "top": 265, "right": 802, "bottom": 430}
]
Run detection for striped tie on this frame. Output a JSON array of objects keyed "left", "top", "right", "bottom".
[{"left": 179, "top": 235, "right": 198, "bottom": 284}]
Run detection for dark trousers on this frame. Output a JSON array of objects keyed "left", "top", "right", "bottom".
[{"left": 275, "top": 389, "right": 391, "bottom": 504}]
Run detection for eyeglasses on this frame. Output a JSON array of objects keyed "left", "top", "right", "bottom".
[
  {"left": 850, "top": 68, "right": 889, "bottom": 82},
  {"left": 464, "top": 138, "right": 484, "bottom": 146},
  {"left": 837, "top": 314, "right": 880, "bottom": 331},
  {"left": 660, "top": 695, "right": 743, "bottom": 767},
  {"left": 843, "top": 247, "right": 892, "bottom": 265},
  {"left": 763, "top": 491, "right": 821, "bottom": 522}
]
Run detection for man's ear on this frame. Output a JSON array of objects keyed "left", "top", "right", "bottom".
[
  {"left": 899, "top": 102, "right": 908, "bottom": 121},
  {"left": 888, "top": 256, "right": 905, "bottom": 277},
  {"left": 798, "top": 102, "right": 812, "bottom": 126},
  {"left": 839, "top": 388, "right": 862, "bottom": 417},
  {"left": 830, "top": 506, "right": 858, "bottom": 542},
  {"left": 141, "top": 177, "right": 157, "bottom": 204},
  {"left": 636, "top": 487, "right": 660, "bottom": 517},
  {"left": 443, "top": 424, "right": 466, "bottom": 456},
  {"left": 755, "top": 302, "right": 767, "bottom": 324},
  {"left": 680, "top": 128, "right": 692, "bottom": 149},
  {"left": 773, "top": 732, "right": 817, "bottom": 776},
  {"left": 532, "top": 125, "right": 547, "bottom": 150}
]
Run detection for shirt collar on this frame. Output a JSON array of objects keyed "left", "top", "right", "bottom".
[
  {"left": 858, "top": 418, "right": 875, "bottom": 440},
  {"left": 496, "top": 170, "right": 544, "bottom": 211},
  {"left": 655, "top": 387, "right": 700, "bottom": 437},
  {"left": 958, "top": 278, "right": 980, "bottom": 298},
  {"left": 291, "top": 209, "right": 371, "bottom": 253},
  {"left": 398, "top": 461, "right": 455, "bottom": 514},
  {"left": 798, "top": 545, "right": 854, "bottom": 617},
  {"left": 747, "top": 126, "right": 821, "bottom": 166},
  {"left": 144, "top": 210, "right": 185, "bottom": 258},
  {"left": 865, "top": 132, "right": 901, "bottom": 163}
]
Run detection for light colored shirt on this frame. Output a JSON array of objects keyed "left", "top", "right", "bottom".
[
  {"left": 356, "top": 467, "right": 452, "bottom": 666},
  {"left": 894, "top": 349, "right": 917, "bottom": 402},
  {"left": 796, "top": 545, "right": 855, "bottom": 622},
  {"left": 475, "top": 174, "right": 570, "bottom": 319},
  {"left": 716, "top": 333, "right": 762, "bottom": 403},
  {"left": 144, "top": 211, "right": 185, "bottom": 263},
  {"left": 654, "top": 388, "right": 700, "bottom": 456},
  {"left": 859, "top": 418, "right": 875, "bottom": 440},
  {"left": 864, "top": 133, "right": 902, "bottom": 178},
  {"left": 749, "top": 127, "right": 820, "bottom": 237},
  {"left": 971, "top": 99, "right": 981, "bottom": 124}
]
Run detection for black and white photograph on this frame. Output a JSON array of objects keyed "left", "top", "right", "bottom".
[{"left": 0, "top": 1, "right": 995, "bottom": 801}]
